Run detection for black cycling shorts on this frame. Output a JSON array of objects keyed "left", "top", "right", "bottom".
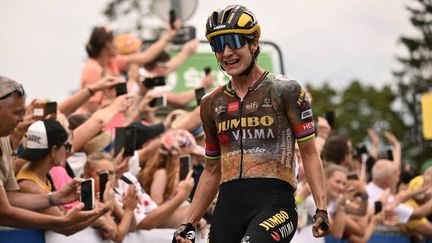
[{"left": 209, "top": 178, "right": 298, "bottom": 243}]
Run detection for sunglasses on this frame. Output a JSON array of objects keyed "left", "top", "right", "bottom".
[
  {"left": 210, "top": 34, "right": 252, "bottom": 53},
  {"left": 0, "top": 83, "right": 26, "bottom": 100},
  {"left": 63, "top": 142, "right": 72, "bottom": 153}
]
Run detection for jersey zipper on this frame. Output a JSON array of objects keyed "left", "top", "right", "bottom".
[{"left": 238, "top": 97, "right": 244, "bottom": 179}]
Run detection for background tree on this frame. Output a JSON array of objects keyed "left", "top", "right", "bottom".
[{"left": 393, "top": 0, "right": 432, "bottom": 165}]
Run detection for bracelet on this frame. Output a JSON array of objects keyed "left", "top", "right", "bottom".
[
  {"left": 295, "top": 195, "right": 303, "bottom": 205},
  {"left": 87, "top": 87, "right": 95, "bottom": 96},
  {"left": 14, "top": 127, "right": 27, "bottom": 138},
  {"left": 48, "top": 192, "right": 56, "bottom": 206}
]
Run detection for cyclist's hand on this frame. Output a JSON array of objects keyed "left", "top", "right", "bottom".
[{"left": 312, "top": 209, "right": 330, "bottom": 237}]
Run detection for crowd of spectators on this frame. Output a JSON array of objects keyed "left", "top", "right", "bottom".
[{"left": 0, "top": 17, "right": 431, "bottom": 243}]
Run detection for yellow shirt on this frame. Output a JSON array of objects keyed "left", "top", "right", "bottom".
[
  {"left": 16, "top": 165, "right": 53, "bottom": 193},
  {"left": 0, "top": 136, "right": 19, "bottom": 191}
]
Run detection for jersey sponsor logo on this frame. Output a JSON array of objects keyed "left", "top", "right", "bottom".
[
  {"left": 273, "top": 222, "right": 294, "bottom": 240},
  {"left": 245, "top": 102, "right": 258, "bottom": 110},
  {"left": 213, "top": 24, "right": 226, "bottom": 30},
  {"left": 217, "top": 116, "right": 274, "bottom": 133},
  {"left": 271, "top": 231, "right": 281, "bottom": 241},
  {"left": 240, "top": 236, "right": 250, "bottom": 243},
  {"left": 259, "top": 210, "right": 290, "bottom": 231},
  {"left": 262, "top": 98, "right": 272, "bottom": 108},
  {"left": 232, "top": 128, "right": 275, "bottom": 140},
  {"left": 301, "top": 109, "right": 313, "bottom": 120},
  {"left": 228, "top": 102, "right": 239, "bottom": 112},
  {"left": 215, "top": 104, "right": 226, "bottom": 115},
  {"left": 225, "top": 147, "right": 266, "bottom": 157},
  {"left": 296, "top": 89, "right": 305, "bottom": 106},
  {"left": 280, "top": 129, "right": 294, "bottom": 168}
]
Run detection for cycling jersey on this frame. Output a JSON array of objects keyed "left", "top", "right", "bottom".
[{"left": 200, "top": 72, "right": 315, "bottom": 188}]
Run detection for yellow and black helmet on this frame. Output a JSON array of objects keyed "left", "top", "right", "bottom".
[{"left": 205, "top": 5, "right": 261, "bottom": 41}]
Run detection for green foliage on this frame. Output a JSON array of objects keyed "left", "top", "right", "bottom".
[
  {"left": 307, "top": 81, "right": 405, "bottom": 148},
  {"left": 393, "top": 0, "right": 432, "bottom": 165}
]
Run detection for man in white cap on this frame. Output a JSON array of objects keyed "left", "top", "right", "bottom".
[{"left": 0, "top": 76, "right": 103, "bottom": 234}]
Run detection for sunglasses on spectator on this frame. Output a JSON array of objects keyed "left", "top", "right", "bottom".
[
  {"left": 63, "top": 142, "right": 72, "bottom": 153},
  {"left": 0, "top": 83, "right": 26, "bottom": 100},
  {"left": 210, "top": 34, "right": 253, "bottom": 53}
]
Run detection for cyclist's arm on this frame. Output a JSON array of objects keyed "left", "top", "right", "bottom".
[{"left": 184, "top": 158, "right": 221, "bottom": 226}]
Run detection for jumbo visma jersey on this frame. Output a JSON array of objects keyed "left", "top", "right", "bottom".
[{"left": 200, "top": 72, "right": 316, "bottom": 188}]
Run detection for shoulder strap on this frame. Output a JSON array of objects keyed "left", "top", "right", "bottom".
[{"left": 120, "top": 175, "right": 134, "bottom": 185}]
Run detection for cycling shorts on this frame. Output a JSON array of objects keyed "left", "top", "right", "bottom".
[{"left": 209, "top": 178, "right": 298, "bottom": 243}]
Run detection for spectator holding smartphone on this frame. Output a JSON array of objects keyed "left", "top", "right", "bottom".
[{"left": 80, "top": 19, "right": 180, "bottom": 113}]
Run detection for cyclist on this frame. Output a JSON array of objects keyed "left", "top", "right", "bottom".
[{"left": 174, "top": 5, "right": 329, "bottom": 243}]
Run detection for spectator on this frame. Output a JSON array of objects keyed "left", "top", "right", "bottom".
[{"left": 0, "top": 76, "right": 102, "bottom": 234}]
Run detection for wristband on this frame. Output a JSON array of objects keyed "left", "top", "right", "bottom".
[
  {"left": 313, "top": 209, "right": 330, "bottom": 231},
  {"left": 48, "top": 192, "right": 56, "bottom": 206},
  {"left": 172, "top": 223, "right": 196, "bottom": 243},
  {"left": 14, "top": 127, "right": 27, "bottom": 138}
]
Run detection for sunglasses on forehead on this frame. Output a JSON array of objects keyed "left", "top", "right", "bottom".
[
  {"left": 0, "top": 84, "right": 26, "bottom": 100},
  {"left": 210, "top": 34, "right": 253, "bottom": 53}
]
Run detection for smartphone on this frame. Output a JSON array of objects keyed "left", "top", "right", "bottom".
[
  {"left": 80, "top": 178, "right": 95, "bottom": 211},
  {"left": 124, "top": 126, "right": 137, "bottom": 156},
  {"left": 33, "top": 101, "right": 57, "bottom": 120},
  {"left": 114, "top": 127, "right": 137, "bottom": 157},
  {"left": 195, "top": 88, "right": 206, "bottom": 106},
  {"left": 325, "top": 111, "right": 335, "bottom": 128},
  {"left": 115, "top": 82, "right": 128, "bottom": 97},
  {"left": 347, "top": 173, "right": 359, "bottom": 180},
  {"left": 374, "top": 201, "right": 383, "bottom": 214},
  {"left": 143, "top": 76, "right": 166, "bottom": 88},
  {"left": 179, "top": 155, "right": 191, "bottom": 181},
  {"left": 149, "top": 95, "right": 167, "bottom": 108},
  {"left": 204, "top": 66, "right": 211, "bottom": 75},
  {"left": 169, "top": 9, "right": 176, "bottom": 30},
  {"left": 356, "top": 144, "right": 368, "bottom": 156},
  {"left": 386, "top": 148, "right": 394, "bottom": 161},
  {"left": 45, "top": 102, "right": 57, "bottom": 119},
  {"left": 99, "top": 172, "right": 109, "bottom": 202}
]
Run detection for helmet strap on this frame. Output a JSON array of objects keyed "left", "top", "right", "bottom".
[{"left": 239, "top": 48, "right": 256, "bottom": 76}]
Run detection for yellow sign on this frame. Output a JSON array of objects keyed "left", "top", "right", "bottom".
[{"left": 421, "top": 92, "right": 432, "bottom": 140}]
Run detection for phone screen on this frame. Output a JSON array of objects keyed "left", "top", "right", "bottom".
[
  {"left": 80, "top": 179, "right": 94, "bottom": 211},
  {"left": 149, "top": 96, "right": 166, "bottom": 108},
  {"left": 347, "top": 173, "right": 359, "bottom": 180},
  {"left": 374, "top": 201, "right": 383, "bottom": 214},
  {"left": 386, "top": 149, "right": 394, "bottom": 161},
  {"left": 169, "top": 9, "right": 176, "bottom": 29},
  {"left": 195, "top": 88, "right": 206, "bottom": 106},
  {"left": 115, "top": 82, "right": 128, "bottom": 97},
  {"left": 143, "top": 76, "right": 166, "bottom": 88},
  {"left": 45, "top": 102, "right": 57, "bottom": 115},
  {"left": 204, "top": 66, "right": 211, "bottom": 75},
  {"left": 124, "top": 127, "right": 136, "bottom": 156},
  {"left": 99, "top": 172, "right": 109, "bottom": 202},
  {"left": 325, "top": 111, "right": 335, "bottom": 128},
  {"left": 179, "top": 155, "right": 191, "bottom": 181}
]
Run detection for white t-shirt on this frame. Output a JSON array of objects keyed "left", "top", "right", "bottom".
[
  {"left": 115, "top": 172, "right": 158, "bottom": 223},
  {"left": 366, "top": 182, "right": 413, "bottom": 224}
]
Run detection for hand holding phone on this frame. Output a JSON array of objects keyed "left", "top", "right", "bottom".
[
  {"left": 114, "top": 127, "right": 137, "bottom": 157},
  {"left": 33, "top": 101, "right": 57, "bottom": 120},
  {"left": 204, "top": 66, "right": 211, "bottom": 75},
  {"left": 149, "top": 95, "right": 167, "bottom": 108},
  {"left": 347, "top": 173, "right": 359, "bottom": 180},
  {"left": 80, "top": 178, "right": 95, "bottom": 211}
]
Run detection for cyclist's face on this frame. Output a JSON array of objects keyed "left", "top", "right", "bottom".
[{"left": 215, "top": 38, "right": 257, "bottom": 77}]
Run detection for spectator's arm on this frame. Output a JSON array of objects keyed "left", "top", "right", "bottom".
[
  {"left": 114, "top": 186, "right": 138, "bottom": 243},
  {"left": 72, "top": 95, "right": 132, "bottom": 152},
  {"left": 410, "top": 198, "right": 432, "bottom": 219},
  {"left": 126, "top": 20, "right": 179, "bottom": 66},
  {"left": 164, "top": 39, "right": 199, "bottom": 75},
  {"left": 383, "top": 131, "right": 401, "bottom": 168},
  {"left": 367, "top": 129, "right": 380, "bottom": 159},
  {"left": 330, "top": 199, "right": 347, "bottom": 238},
  {"left": 59, "top": 76, "right": 121, "bottom": 116},
  {"left": 150, "top": 169, "right": 168, "bottom": 205},
  {"left": 315, "top": 116, "right": 331, "bottom": 154}
]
